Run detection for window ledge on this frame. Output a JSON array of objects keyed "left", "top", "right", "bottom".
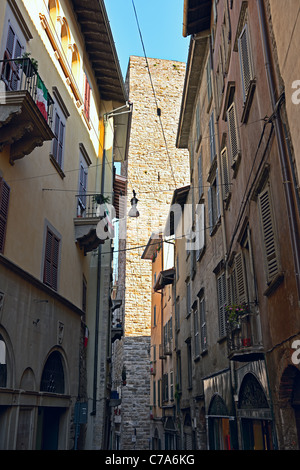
[
  {"left": 241, "top": 79, "right": 256, "bottom": 124},
  {"left": 49, "top": 154, "right": 65, "bottom": 179},
  {"left": 263, "top": 272, "right": 284, "bottom": 297}
]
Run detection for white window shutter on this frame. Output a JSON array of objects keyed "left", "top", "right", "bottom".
[
  {"left": 227, "top": 102, "right": 240, "bottom": 162},
  {"left": 238, "top": 24, "right": 254, "bottom": 101},
  {"left": 221, "top": 147, "right": 230, "bottom": 199}
]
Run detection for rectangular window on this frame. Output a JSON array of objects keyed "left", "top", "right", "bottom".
[
  {"left": 196, "top": 101, "right": 201, "bottom": 143},
  {"left": 186, "top": 280, "right": 191, "bottom": 316},
  {"left": 0, "top": 178, "right": 10, "bottom": 254},
  {"left": 197, "top": 151, "right": 203, "bottom": 200},
  {"left": 199, "top": 295, "right": 207, "bottom": 352},
  {"left": 153, "top": 380, "right": 156, "bottom": 406},
  {"left": 153, "top": 305, "right": 157, "bottom": 327},
  {"left": 258, "top": 185, "right": 280, "bottom": 283},
  {"left": 170, "top": 371, "right": 174, "bottom": 401},
  {"left": 209, "top": 111, "right": 216, "bottom": 162},
  {"left": 217, "top": 272, "right": 226, "bottom": 338},
  {"left": 52, "top": 111, "right": 65, "bottom": 169},
  {"left": 193, "top": 308, "right": 200, "bottom": 358},
  {"left": 162, "top": 373, "right": 169, "bottom": 402},
  {"left": 207, "top": 55, "right": 212, "bottom": 103},
  {"left": 3, "top": 24, "right": 24, "bottom": 91},
  {"left": 208, "top": 169, "right": 221, "bottom": 234},
  {"left": 238, "top": 24, "right": 254, "bottom": 102},
  {"left": 187, "top": 340, "right": 192, "bottom": 389},
  {"left": 195, "top": 203, "right": 205, "bottom": 260},
  {"left": 175, "top": 296, "right": 180, "bottom": 331},
  {"left": 43, "top": 227, "right": 60, "bottom": 291}
]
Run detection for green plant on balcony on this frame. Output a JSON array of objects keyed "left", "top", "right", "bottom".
[
  {"left": 93, "top": 194, "right": 110, "bottom": 205},
  {"left": 16, "top": 52, "right": 38, "bottom": 75},
  {"left": 226, "top": 303, "right": 249, "bottom": 327}
]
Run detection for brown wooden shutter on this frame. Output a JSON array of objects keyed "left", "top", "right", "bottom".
[
  {"left": 44, "top": 228, "right": 60, "bottom": 290},
  {"left": 0, "top": 178, "right": 10, "bottom": 254},
  {"left": 258, "top": 186, "right": 279, "bottom": 282},
  {"left": 235, "top": 252, "right": 248, "bottom": 304}
]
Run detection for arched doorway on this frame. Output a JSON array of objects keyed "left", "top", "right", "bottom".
[
  {"left": 279, "top": 365, "right": 300, "bottom": 449},
  {"left": 238, "top": 373, "right": 274, "bottom": 450},
  {"left": 36, "top": 351, "right": 66, "bottom": 450},
  {"left": 207, "top": 394, "right": 233, "bottom": 449}
]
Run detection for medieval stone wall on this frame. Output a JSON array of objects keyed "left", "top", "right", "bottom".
[{"left": 113, "top": 56, "right": 190, "bottom": 450}]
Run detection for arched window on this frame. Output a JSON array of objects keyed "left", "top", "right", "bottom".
[
  {"left": 60, "top": 18, "right": 70, "bottom": 57},
  {"left": 48, "top": 0, "right": 59, "bottom": 26},
  {"left": 0, "top": 335, "right": 7, "bottom": 387},
  {"left": 40, "top": 351, "right": 65, "bottom": 394},
  {"left": 71, "top": 44, "right": 80, "bottom": 81}
]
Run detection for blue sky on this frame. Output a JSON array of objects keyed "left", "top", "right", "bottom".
[{"left": 104, "top": 0, "right": 189, "bottom": 78}]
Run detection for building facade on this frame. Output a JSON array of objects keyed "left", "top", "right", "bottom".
[
  {"left": 0, "top": 0, "right": 128, "bottom": 449},
  {"left": 147, "top": 0, "right": 300, "bottom": 451}
]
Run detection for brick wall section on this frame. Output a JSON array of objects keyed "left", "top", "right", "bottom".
[{"left": 114, "top": 56, "right": 190, "bottom": 450}]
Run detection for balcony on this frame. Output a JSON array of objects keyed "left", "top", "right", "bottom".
[
  {"left": 74, "top": 193, "right": 110, "bottom": 254},
  {"left": 226, "top": 304, "right": 264, "bottom": 362},
  {"left": 0, "top": 57, "right": 54, "bottom": 164}
]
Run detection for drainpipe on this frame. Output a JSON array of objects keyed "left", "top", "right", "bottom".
[
  {"left": 257, "top": 0, "right": 300, "bottom": 301},
  {"left": 91, "top": 117, "right": 107, "bottom": 417}
]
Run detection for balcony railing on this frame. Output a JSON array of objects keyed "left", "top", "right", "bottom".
[
  {"left": 226, "top": 304, "right": 264, "bottom": 362},
  {"left": 0, "top": 57, "right": 54, "bottom": 126},
  {"left": 75, "top": 193, "right": 110, "bottom": 219}
]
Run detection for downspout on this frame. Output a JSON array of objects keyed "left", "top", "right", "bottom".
[
  {"left": 257, "top": 0, "right": 300, "bottom": 301},
  {"left": 92, "top": 117, "right": 108, "bottom": 417}
]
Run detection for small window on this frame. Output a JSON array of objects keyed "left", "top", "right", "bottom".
[
  {"left": 51, "top": 108, "right": 66, "bottom": 170},
  {"left": 208, "top": 169, "right": 221, "bottom": 235},
  {"left": 0, "top": 178, "right": 10, "bottom": 254},
  {"left": 217, "top": 272, "right": 226, "bottom": 338},
  {"left": 199, "top": 295, "right": 207, "bottom": 352},
  {"left": 193, "top": 308, "right": 200, "bottom": 358},
  {"left": 209, "top": 111, "right": 216, "bottom": 162},
  {"left": 197, "top": 151, "right": 203, "bottom": 200},
  {"left": 43, "top": 227, "right": 60, "bottom": 291}
]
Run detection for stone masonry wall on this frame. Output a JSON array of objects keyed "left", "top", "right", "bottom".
[{"left": 114, "top": 56, "right": 190, "bottom": 450}]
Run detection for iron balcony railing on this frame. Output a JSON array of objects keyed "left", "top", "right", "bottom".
[
  {"left": 0, "top": 57, "right": 54, "bottom": 126},
  {"left": 225, "top": 304, "right": 264, "bottom": 362},
  {"left": 76, "top": 193, "right": 108, "bottom": 219}
]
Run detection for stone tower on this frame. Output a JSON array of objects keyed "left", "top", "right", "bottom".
[{"left": 112, "top": 56, "right": 189, "bottom": 450}]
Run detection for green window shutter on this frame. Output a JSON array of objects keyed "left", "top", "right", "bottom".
[{"left": 258, "top": 186, "right": 279, "bottom": 282}]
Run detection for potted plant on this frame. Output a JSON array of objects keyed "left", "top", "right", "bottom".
[
  {"left": 16, "top": 52, "right": 38, "bottom": 76},
  {"left": 226, "top": 303, "right": 249, "bottom": 328},
  {"left": 93, "top": 194, "right": 110, "bottom": 205}
]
